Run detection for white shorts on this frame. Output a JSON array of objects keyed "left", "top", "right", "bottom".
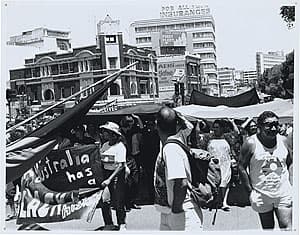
[
  {"left": 160, "top": 202, "right": 203, "bottom": 231},
  {"left": 250, "top": 190, "right": 292, "bottom": 214}
]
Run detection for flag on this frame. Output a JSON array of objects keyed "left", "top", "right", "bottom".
[
  {"left": 16, "top": 169, "right": 103, "bottom": 224},
  {"left": 6, "top": 73, "right": 120, "bottom": 183}
]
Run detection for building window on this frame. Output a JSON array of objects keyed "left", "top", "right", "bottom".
[
  {"left": 51, "top": 65, "right": 59, "bottom": 75},
  {"left": 105, "top": 35, "right": 117, "bottom": 43},
  {"left": 57, "top": 41, "right": 68, "bottom": 50},
  {"left": 44, "top": 89, "right": 54, "bottom": 100},
  {"left": 69, "top": 62, "right": 78, "bottom": 73},
  {"left": 33, "top": 67, "right": 40, "bottom": 77},
  {"left": 60, "top": 88, "right": 65, "bottom": 98},
  {"left": 60, "top": 63, "right": 68, "bottom": 74},
  {"left": 140, "top": 83, "right": 147, "bottom": 94},
  {"left": 78, "top": 61, "right": 83, "bottom": 72},
  {"left": 110, "top": 83, "right": 120, "bottom": 95},
  {"left": 130, "top": 83, "right": 137, "bottom": 94},
  {"left": 108, "top": 57, "right": 117, "bottom": 69},
  {"left": 84, "top": 61, "right": 89, "bottom": 71},
  {"left": 136, "top": 37, "right": 151, "bottom": 44},
  {"left": 71, "top": 86, "right": 75, "bottom": 95},
  {"left": 18, "top": 85, "right": 26, "bottom": 95}
]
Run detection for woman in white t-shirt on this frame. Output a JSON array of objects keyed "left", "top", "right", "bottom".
[{"left": 98, "top": 122, "right": 127, "bottom": 231}]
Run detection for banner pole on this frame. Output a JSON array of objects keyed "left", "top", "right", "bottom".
[{"left": 7, "top": 61, "right": 139, "bottom": 133}]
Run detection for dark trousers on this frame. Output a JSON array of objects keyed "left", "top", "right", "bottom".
[
  {"left": 125, "top": 158, "right": 139, "bottom": 207},
  {"left": 101, "top": 169, "right": 126, "bottom": 225}
]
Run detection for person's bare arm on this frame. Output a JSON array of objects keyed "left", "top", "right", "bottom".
[
  {"left": 228, "top": 118, "right": 240, "bottom": 135},
  {"left": 283, "top": 136, "right": 293, "bottom": 185},
  {"left": 101, "top": 162, "right": 125, "bottom": 187},
  {"left": 132, "top": 114, "right": 143, "bottom": 129},
  {"left": 172, "top": 178, "right": 188, "bottom": 213},
  {"left": 238, "top": 138, "right": 255, "bottom": 193}
]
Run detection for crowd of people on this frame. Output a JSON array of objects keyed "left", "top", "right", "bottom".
[{"left": 5, "top": 107, "right": 293, "bottom": 231}]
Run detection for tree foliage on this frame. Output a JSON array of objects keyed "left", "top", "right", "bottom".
[
  {"left": 280, "top": 6, "right": 295, "bottom": 29},
  {"left": 258, "top": 51, "right": 294, "bottom": 99}
]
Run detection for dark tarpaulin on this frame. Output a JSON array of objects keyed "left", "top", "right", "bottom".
[
  {"left": 189, "top": 88, "right": 260, "bottom": 107},
  {"left": 6, "top": 74, "right": 119, "bottom": 183}
]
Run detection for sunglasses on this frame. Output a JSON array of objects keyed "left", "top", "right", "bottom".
[{"left": 262, "top": 121, "right": 279, "bottom": 130}]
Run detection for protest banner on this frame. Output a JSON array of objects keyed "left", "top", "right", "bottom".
[
  {"left": 34, "top": 144, "right": 104, "bottom": 192},
  {"left": 16, "top": 169, "right": 102, "bottom": 224}
]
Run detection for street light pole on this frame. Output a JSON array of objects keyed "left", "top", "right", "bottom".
[{"left": 150, "top": 56, "right": 156, "bottom": 102}]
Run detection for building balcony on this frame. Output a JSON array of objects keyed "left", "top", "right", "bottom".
[
  {"left": 199, "top": 57, "right": 216, "bottom": 64},
  {"left": 203, "top": 68, "right": 217, "bottom": 74},
  {"left": 192, "top": 37, "right": 215, "bottom": 43},
  {"left": 136, "top": 42, "right": 152, "bottom": 48},
  {"left": 193, "top": 47, "right": 216, "bottom": 54}
]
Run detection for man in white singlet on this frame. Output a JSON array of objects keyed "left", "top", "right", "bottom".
[{"left": 238, "top": 111, "right": 292, "bottom": 230}]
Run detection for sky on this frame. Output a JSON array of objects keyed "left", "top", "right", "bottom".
[{"left": 1, "top": 0, "right": 297, "bottom": 83}]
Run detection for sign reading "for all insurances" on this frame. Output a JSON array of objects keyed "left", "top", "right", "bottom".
[{"left": 160, "top": 5, "right": 210, "bottom": 18}]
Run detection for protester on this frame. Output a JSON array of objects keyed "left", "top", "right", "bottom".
[
  {"left": 189, "top": 119, "right": 209, "bottom": 149},
  {"left": 86, "top": 123, "right": 101, "bottom": 144},
  {"left": 5, "top": 180, "right": 20, "bottom": 221},
  {"left": 71, "top": 125, "right": 95, "bottom": 146},
  {"left": 240, "top": 118, "right": 257, "bottom": 143},
  {"left": 120, "top": 115, "right": 142, "bottom": 211},
  {"left": 206, "top": 119, "right": 232, "bottom": 211},
  {"left": 140, "top": 119, "right": 160, "bottom": 204},
  {"left": 154, "top": 106, "right": 203, "bottom": 231},
  {"left": 98, "top": 122, "right": 127, "bottom": 231},
  {"left": 238, "top": 111, "right": 292, "bottom": 230}
]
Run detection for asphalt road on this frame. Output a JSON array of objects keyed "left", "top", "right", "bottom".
[{"left": 4, "top": 204, "right": 264, "bottom": 232}]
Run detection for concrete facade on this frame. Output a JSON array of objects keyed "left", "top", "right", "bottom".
[
  {"left": 130, "top": 4, "right": 218, "bottom": 96},
  {"left": 256, "top": 51, "right": 285, "bottom": 77}
]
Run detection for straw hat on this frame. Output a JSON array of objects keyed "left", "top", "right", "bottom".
[{"left": 99, "top": 122, "right": 122, "bottom": 136}]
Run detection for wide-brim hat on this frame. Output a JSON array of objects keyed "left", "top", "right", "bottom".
[{"left": 99, "top": 122, "right": 122, "bottom": 136}]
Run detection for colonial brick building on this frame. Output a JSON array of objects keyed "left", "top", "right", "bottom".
[{"left": 9, "top": 15, "right": 158, "bottom": 112}]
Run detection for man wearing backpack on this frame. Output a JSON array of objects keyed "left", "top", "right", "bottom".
[
  {"left": 238, "top": 111, "right": 292, "bottom": 230},
  {"left": 153, "top": 106, "right": 203, "bottom": 231}
]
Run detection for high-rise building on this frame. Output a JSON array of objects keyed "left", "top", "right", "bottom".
[
  {"left": 130, "top": 4, "right": 218, "bottom": 95},
  {"left": 217, "top": 67, "right": 237, "bottom": 97},
  {"left": 7, "top": 27, "right": 72, "bottom": 52},
  {"left": 242, "top": 70, "right": 257, "bottom": 85},
  {"left": 256, "top": 51, "right": 285, "bottom": 77}
]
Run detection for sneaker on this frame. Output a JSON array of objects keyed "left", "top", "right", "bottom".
[
  {"left": 119, "top": 224, "right": 127, "bottom": 231},
  {"left": 96, "top": 224, "right": 119, "bottom": 231},
  {"left": 221, "top": 205, "right": 230, "bottom": 212}
]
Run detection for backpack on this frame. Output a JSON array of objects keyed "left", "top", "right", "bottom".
[{"left": 165, "top": 139, "right": 222, "bottom": 224}]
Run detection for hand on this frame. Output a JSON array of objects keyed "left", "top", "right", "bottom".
[
  {"left": 227, "top": 118, "right": 234, "bottom": 123},
  {"left": 249, "top": 190, "right": 263, "bottom": 206},
  {"left": 102, "top": 186, "right": 111, "bottom": 203},
  {"left": 132, "top": 114, "right": 139, "bottom": 119},
  {"left": 125, "top": 165, "right": 131, "bottom": 179},
  {"left": 101, "top": 179, "right": 111, "bottom": 188}
]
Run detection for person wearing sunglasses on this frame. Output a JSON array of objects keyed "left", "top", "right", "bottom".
[{"left": 238, "top": 111, "right": 292, "bottom": 230}]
